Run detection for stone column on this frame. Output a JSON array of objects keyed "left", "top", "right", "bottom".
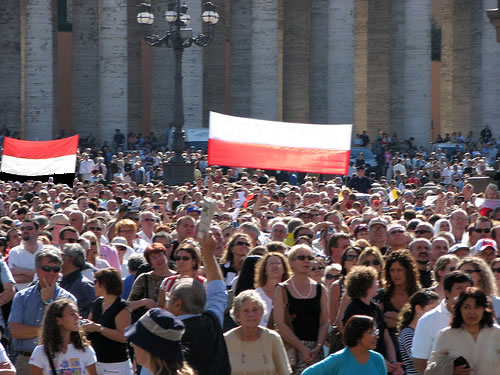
[
  {"left": 403, "top": 0, "right": 432, "bottom": 146},
  {"left": 309, "top": 0, "right": 328, "bottom": 124},
  {"left": 0, "top": 0, "right": 21, "bottom": 135},
  {"left": 354, "top": 0, "right": 391, "bottom": 139},
  {"left": 127, "top": 2, "right": 143, "bottom": 137},
  {"left": 282, "top": 0, "right": 310, "bottom": 123},
  {"left": 230, "top": 0, "right": 279, "bottom": 121},
  {"left": 24, "top": 0, "right": 56, "bottom": 140},
  {"left": 150, "top": 0, "right": 174, "bottom": 144},
  {"left": 327, "top": 0, "right": 355, "bottom": 125},
  {"left": 99, "top": 0, "right": 128, "bottom": 145},
  {"left": 183, "top": 0, "right": 203, "bottom": 129},
  {"left": 481, "top": 0, "right": 500, "bottom": 134},
  {"left": 203, "top": 0, "right": 227, "bottom": 127},
  {"left": 72, "top": 0, "right": 99, "bottom": 139}
]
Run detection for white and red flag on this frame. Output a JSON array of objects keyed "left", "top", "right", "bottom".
[
  {"left": 208, "top": 112, "right": 352, "bottom": 175},
  {"left": 1, "top": 135, "right": 79, "bottom": 176}
]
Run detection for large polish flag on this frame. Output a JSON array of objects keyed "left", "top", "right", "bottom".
[
  {"left": 1, "top": 135, "right": 79, "bottom": 176},
  {"left": 208, "top": 112, "right": 352, "bottom": 175}
]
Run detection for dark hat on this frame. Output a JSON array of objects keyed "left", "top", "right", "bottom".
[{"left": 125, "top": 308, "right": 185, "bottom": 361}]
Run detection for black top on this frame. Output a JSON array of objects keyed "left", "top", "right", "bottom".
[
  {"left": 286, "top": 283, "right": 322, "bottom": 341},
  {"left": 89, "top": 297, "right": 130, "bottom": 363},
  {"left": 343, "top": 298, "right": 387, "bottom": 358},
  {"left": 348, "top": 176, "right": 372, "bottom": 194}
]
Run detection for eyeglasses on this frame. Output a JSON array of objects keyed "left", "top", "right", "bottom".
[
  {"left": 390, "top": 230, "right": 405, "bottom": 235},
  {"left": 311, "top": 266, "right": 325, "bottom": 272},
  {"left": 345, "top": 254, "right": 359, "bottom": 261},
  {"left": 143, "top": 218, "right": 155, "bottom": 222},
  {"left": 295, "top": 255, "right": 314, "bottom": 261},
  {"left": 235, "top": 241, "right": 250, "bottom": 247},
  {"left": 491, "top": 267, "right": 500, "bottom": 273},
  {"left": 62, "top": 238, "right": 78, "bottom": 243},
  {"left": 88, "top": 226, "right": 102, "bottom": 231},
  {"left": 368, "top": 329, "right": 380, "bottom": 337},
  {"left": 363, "top": 260, "right": 381, "bottom": 266},
  {"left": 415, "top": 230, "right": 431, "bottom": 235},
  {"left": 298, "top": 233, "right": 314, "bottom": 239},
  {"left": 474, "top": 228, "right": 491, "bottom": 233},
  {"left": 175, "top": 256, "right": 192, "bottom": 261},
  {"left": 325, "top": 274, "right": 341, "bottom": 281},
  {"left": 20, "top": 226, "right": 34, "bottom": 231},
  {"left": 39, "top": 265, "right": 61, "bottom": 273},
  {"left": 116, "top": 246, "right": 127, "bottom": 251},
  {"left": 119, "top": 229, "right": 135, "bottom": 233}
]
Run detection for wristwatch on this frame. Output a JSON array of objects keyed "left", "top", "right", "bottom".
[
  {"left": 100, "top": 325, "right": 105, "bottom": 334},
  {"left": 43, "top": 298, "right": 54, "bottom": 306}
]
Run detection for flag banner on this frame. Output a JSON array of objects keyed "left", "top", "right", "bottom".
[
  {"left": 1, "top": 135, "right": 79, "bottom": 176},
  {"left": 389, "top": 189, "right": 398, "bottom": 203},
  {"left": 208, "top": 112, "right": 352, "bottom": 175}
]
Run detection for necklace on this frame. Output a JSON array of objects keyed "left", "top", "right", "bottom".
[
  {"left": 290, "top": 277, "right": 312, "bottom": 299},
  {"left": 240, "top": 330, "right": 267, "bottom": 375}
]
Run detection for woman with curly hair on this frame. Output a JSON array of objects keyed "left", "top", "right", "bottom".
[
  {"left": 427, "top": 287, "right": 500, "bottom": 374},
  {"left": 29, "top": 299, "right": 97, "bottom": 375},
  {"left": 254, "top": 252, "right": 292, "bottom": 327},
  {"left": 458, "top": 256, "right": 500, "bottom": 322},
  {"left": 397, "top": 290, "right": 439, "bottom": 375},
  {"left": 375, "top": 250, "right": 420, "bottom": 353}
]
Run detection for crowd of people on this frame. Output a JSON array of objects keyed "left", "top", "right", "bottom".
[{"left": 0, "top": 128, "right": 499, "bottom": 374}]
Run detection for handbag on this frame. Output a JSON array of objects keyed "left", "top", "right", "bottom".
[{"left": 46, "top": 351, "right": 57, "bottom": 375}]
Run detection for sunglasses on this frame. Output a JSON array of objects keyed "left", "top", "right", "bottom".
[
  {"left": 345, "top": 254, "right": 359, "bottom": 261},
  {"left": 175, "top": 256, "right": 192, "bottom": 261},
  {"left": 62, "top": 238, "right": 78, "bottom": 243},
  {"left": 491, "top": 268, "right": 500, "bottom": 273},
  {"left": 463, "top": 269, "right": 480, "bottom": 274},
  {"left": 116, "top": 246, "right": 127, "bottom": 251},
  {"left": 88, "top": 227, "right": 102, "bottom": 231},
  {"left": 325, "top": 274, "right": 341, "bottom": 281},
  {"left": 143, "top": 218, "right": 155, "bottom": 222},
  {"left": 390, "top": 230, "right": 405, "bottom": 235},
  {"left": 235, "top": 241, "right": 250, "bottom": 247},
  {"left": 311, "top": 266, "right": 325, "bottom": 272},
  {"left": 40, "top": 265, "right": 61, "bottom": 273},
  {"left": 363, "top": 260, "right": 381, "bottom": 266},
  {"left": 474, "top": 228, "right": 490, "bottom": 233},
  {"left": 295, "top": 255, "right": 314, "bottom": 261},
  {"left": 415, "top": 230, "right": 431, "bottom": 235}
]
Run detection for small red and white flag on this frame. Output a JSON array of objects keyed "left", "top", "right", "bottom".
[
  {"left": 1, "top": 135, "right": 79, "bottom": 176},
  {"left": 208, "top": 112, "right": 352, "bottom": 175}
]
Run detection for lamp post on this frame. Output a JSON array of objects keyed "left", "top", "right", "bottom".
[
  {"left": 137, "top": 1, "right": 219, "bottom": 185},
  {"left": 487, "top": 0, "right": 500, "bottom": 42}
]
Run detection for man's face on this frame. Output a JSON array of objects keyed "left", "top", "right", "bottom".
[
  {"left": 20, "top": 222, "right": 39, "bottom": 242},
  {"left": 177, "top": 218, "right": 195, "bottom": 240},
  {"left": 60, "top": 230, "right": 79, "bottom": 246},
  {"left": 368, "top": 224, "right": 387, "bottom": 245},
  {"left": 140, "top": 214, "right": 156, "bottom": 232},
  {"left": 478, "top": 247, "right": 496, "bottom": 264},
  {"left": 450, "top": 212, "right": 468, "bottom": 230},
  {"left": 415, "top": 225, "right": 433, "bottom": 240},
  {"left": 36, "top": 257, "right": 61, "bottom": 287},
  {"left": 446, "top": 281, "right": 472, "bottom": 302},
  {"left": 410, "top": 240, "right": 431, "bottom": 264},
  {"left": 473, "top": 221, "right": 492, "bottom": 242},
  {"left": 271, "top": 224, "right": 288, "bottom": 242},
  {"left": 431, "top": 239, "right": 449, "bottom": 265},
  {"left": 69, "top": 213, "right": 84, "bottom": 232},
  {"left": 78, "top": 198, "right": 89, "bottom": 211}
]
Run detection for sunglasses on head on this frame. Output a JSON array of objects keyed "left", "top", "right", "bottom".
[
  {"left": 463, "top": 269, "right": 480, "bottom": 274},
  {"left": 235, "top": 241, "right": 250, "bottom": 247},
  {"left": 325, "top": 274, "right": 341, "bottom": 281},
  {"left": 474, "top": 228, "right": 490, "bottom": 233},
  {"left": 363, "top": 260, "right": 381, "bottom": 266},
  {"left": 295, "top": 255, "right": 314, "bottom": 261},
  {"left": 40, "top": 265, "right": 61, "bottom": 273},
  {"left": 175, "top": 256, "right": 192, "bottom": 261},
  {"left": 345, "top": 254, "right": 359, "bottom": 261}
]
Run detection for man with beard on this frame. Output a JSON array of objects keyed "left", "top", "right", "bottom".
[
  {"left": 8, "top": 219, "right": 44, "bottom": 290},
  {"left": 409, "top": 238, "right": 433, "bottom": 288}
]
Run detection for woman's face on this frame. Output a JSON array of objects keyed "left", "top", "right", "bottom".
[
  {"left": 356, "top": 229, "right": 370, "bottom": 241},
  {"left": 265, "top": 256, "right": 285, "bottom": 280},
  {"left": 238, "top": 300, "right": 263, "bottom": 328},
  {"left": 492, "top": 261, "right": 500, "bottom": 285},
  {"left": 149, "top": 251, "right": 167, "bottom": 270},
  {"left": 57, "top": 304, "right": 80, "bottom": 333},
  {"left": 231, "top": 237, "right": 250, "bottom": 258},
  {"left": 175, "top": 250, "right": 195, "bottom": 275},
  {"left": 458, "top": 264, "right": 481, "bottom": 286},
  {"left": 358, "top": 326, "right": 379, "bottom": 350},
  {"left": 361, "top": 255, "right": 382, "bottom": 274},
  {"left": 118, "top": 225, "right": 136, "bottom": 243},
  {"left": 460, "top": 297, "right": 484, "bottom": 327},
  {"left": 132, "top": 344, "right": 148, "bottom": 367},
  {"left": 389, "top": 261, "right": 407, "bottom": 287},
  {"left": 366, "top": 280, "right": 379, "bottom": 301},
  {"left": 291, "top": 249, "right": 314, "bottom": 274},
  {"left": 325, "top": 268, "right": 341, "bottom": 288},
  {"left": 439, "top": 222, "right": 451, "bottom": 232},
  {"left": 309, "top": 261, "right": 325, "bottom": 282},
  {"left": 343, "top": 249, "right": 359, "bottom": 273}
]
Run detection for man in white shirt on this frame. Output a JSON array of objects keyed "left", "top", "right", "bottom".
[
  {"left": 412, "top": 271, "right": 473, "bottom": 374},
  {"left": 137, "top": 211, "right": 156, "bottom": 244},
  {"left": 8, "top": 219, "right": 44, "bottom": 290},
  {"left": 78, "top": 154, "right": 95, "bottom": 182}
]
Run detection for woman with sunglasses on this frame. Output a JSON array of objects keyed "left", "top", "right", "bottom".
[
  {"left": 220, "top": 233, "right": 252, "bottom": 289},
  {"left": 254, "top": 252, "right": 292, "bottom": 327},
  {"left": 358, "top": 247, "right": 384, "bottom": 280},
  {"left": 302, "top": 315, "right": 386, "bottom": 375},
  {"left": 458, "top": 256, "right": 500, "bottom": 322},
  {"left": 322, "top": 264, "right": 341, "bottom": 289},
  {"left": 273, "top": 245, "right": 329, "bottom": 374},
  {"left": 375, "top": 251, "right": 420, "bottom": 361},
  {"left": 81, "top": 231, "right": 111, "bottom": 271},
  {"left": 329, "top": 246, "right": 361, "bottom": 333},
  {"left": 428, "top": 254, "right": 459, "bottom": 299},
  {"left": 158, "top": 240, "right": 206, "bottom": 304},
  {"left": 309, "top": 257, "right": 327, "bottom": 284}
]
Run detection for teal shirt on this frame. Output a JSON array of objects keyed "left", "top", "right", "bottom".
[{"left": 302, "top": 347, "right": 386, "bottom": 375}]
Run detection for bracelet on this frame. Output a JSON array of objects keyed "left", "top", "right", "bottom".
[{"left": 100, "top": 325, "right": 104, "bottom": 334}]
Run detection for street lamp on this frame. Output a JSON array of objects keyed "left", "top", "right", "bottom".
[
  {"left": 487, "top": 0, "right": 500, "bottom": 42},
  {"left": 137, "top": 1, "right": 219, "bottom": 185}
]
